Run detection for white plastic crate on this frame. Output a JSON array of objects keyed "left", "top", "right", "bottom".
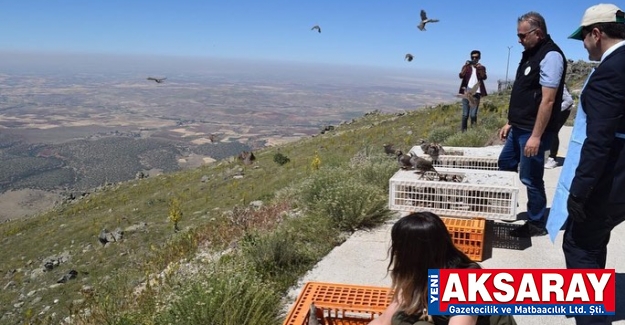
[
  {"left": 388, "top": 168, "right": 519, "bottom": 221},
  {"left": 410, "top": 145, "right": 504, "bottom": 157},
  {"left": 424, "top": 155, "right": 499, "bottom": 170}
]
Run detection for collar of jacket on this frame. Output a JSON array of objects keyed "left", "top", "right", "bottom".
[{"left": 521, "top": 34, "right": 554, "bottom": 60}]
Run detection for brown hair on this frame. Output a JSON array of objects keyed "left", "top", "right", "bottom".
[{"left": 387, "top": 212, "right": 476, "bottom": 315}]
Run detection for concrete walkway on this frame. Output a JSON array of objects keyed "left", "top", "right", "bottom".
[{"left": 286, "top": 126, "right": 625, "bottom": 325}]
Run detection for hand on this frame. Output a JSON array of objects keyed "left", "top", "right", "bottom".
[
  {"left": 567, "top": 194, "right": 587, "bottom": 223},
  {"left": 523, "top": 136, "right": 541, "bottom": 157},
  {"left": 499, "top": 124, "right": 511, "bottom": 141}
]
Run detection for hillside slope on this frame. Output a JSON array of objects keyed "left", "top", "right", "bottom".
[{"left": 0, "top": 64, "right": 592, "bottom": 324}]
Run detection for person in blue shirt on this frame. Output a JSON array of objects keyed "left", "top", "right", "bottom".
[
  {"left": 498, "top": 11, "right": 567, "bottom": 238},
  {"left": 544, "top": 83, "right": 575, "bottom": 169}
]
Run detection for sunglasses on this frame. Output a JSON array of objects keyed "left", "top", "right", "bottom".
[
  {"left": 517, "top": 28, "right": 537, "bottom": 39},
  {"left": 471, "top": 56, "right": 479, "bottom": 59},
  {"left": 581, "top": 26, "right": 597, "bottom": 39}
]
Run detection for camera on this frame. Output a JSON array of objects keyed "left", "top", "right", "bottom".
[{"left": 467, "top": 60, "right": 477, "bottom": 65}]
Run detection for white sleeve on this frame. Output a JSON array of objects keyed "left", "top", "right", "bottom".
[{"left": 561, "top": 85, "right": 574, "bottom": 111}]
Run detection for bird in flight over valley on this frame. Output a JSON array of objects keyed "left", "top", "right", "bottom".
[
  {"left": 311, "top": 25, "right": 321, "bottom": 33},
  {"left": 417, "top": 10, "right": 440, "bottom": 31},
  {"left": 405, "top": 53, "right": 414, "bottom": 62},
  {"left": 147, "top": 77, "right": 167, "bottom": 83}
]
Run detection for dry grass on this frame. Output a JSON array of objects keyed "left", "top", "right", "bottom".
[{"left": 0, "top": 91, "right": 525, "bottom": 325}]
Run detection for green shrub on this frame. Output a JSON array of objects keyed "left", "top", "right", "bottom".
[
  {"left": 444, "top": 127, "right": 492, "bottom": 147},
  {"left": 352, "top": 153, "right": 397, "bottom": 192},
  {"left": 428, "top": 126, "right": 457, "bottom": 144},
  {"left": 273, "top": 153, "right": 290, "bottom": 165},
  {"left": 297, "top": 167, "right": 352, "bottom": 209},
  {"left": 241, "top": 229, "right": 313, "bottom": 290},
  {"left": 479, "top": 113, "right": 507, "bottom": 131},
  {"left": 242, "top": 230, "right": 308, "bottom": 276},
  {"left": 155, "top": 269, "right": 280, "bottom": 325},
  {"left": 312, "top": 178, "right": 392, "bottom": 231},
  {"left": 481, "top": 101, "right": 499, "bottom": 113},
  {"left": 296, "top": 166, "right": 393, "bottom": 231}
]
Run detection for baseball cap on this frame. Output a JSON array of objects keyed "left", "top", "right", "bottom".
[{"left": 569, "top": 3, "right": 625, "bottom": 40}]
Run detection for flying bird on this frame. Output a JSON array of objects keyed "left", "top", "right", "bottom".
[
  {"left": 311, "top": 25, "right": 321, "bottom": 33},
  {"left": 417, "top": 10, "right": 440, "bottom": 31},
  {"left": 458, "top": 82, "right": 481, "bottom": 109},
  {"left": 405, "top": 53, "right": 414, "bottom": 62},
  {"left": 147, "top": 77, "right": 167, "bottom": 83}
]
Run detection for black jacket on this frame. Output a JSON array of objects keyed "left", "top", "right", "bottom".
[
  {"left": 508, "top": 35, "right": 566, "bottom": 132},
  {"left": 570, "top": 45, "right": 625, "bottom": 205}
]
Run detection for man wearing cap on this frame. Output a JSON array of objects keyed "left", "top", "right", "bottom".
[
  {"left": 498, "top": 12, "right": 567, "bottom": 238},
  {"left": 546, "top": 4, "right": 625, "bottom": 324}
]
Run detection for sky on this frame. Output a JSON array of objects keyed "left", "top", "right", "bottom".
[{"left": 0, "top": 0, "right": 605, "bottom": 82}]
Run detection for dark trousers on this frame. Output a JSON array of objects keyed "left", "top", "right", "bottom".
[
  {"left": 498, "top": 127, "right": 553, "bottom": 226},
  {"left": 563, "top": 201, "right": 625, "bottom": 325},
  {"left": 549, "top": 109, "right": 572, "bottom": 159},
  {"left": 461, "top": 93, "right": 481, "bottom": 131}
]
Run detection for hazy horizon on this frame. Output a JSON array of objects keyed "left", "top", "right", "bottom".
[{"left": 0, "top": 51, "right": 502, "bottom": 96}]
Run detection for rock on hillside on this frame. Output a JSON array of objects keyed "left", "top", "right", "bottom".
[{"left": 566, "top": 59, "right": 597, "bottom": 91}]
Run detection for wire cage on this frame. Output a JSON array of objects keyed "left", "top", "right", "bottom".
[{"left": 389, "top": 168, "right": 519, "bottom": 221}]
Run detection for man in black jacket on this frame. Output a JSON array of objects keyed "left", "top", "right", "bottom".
[
  {"left": 498, "top": 11, "right": 567, "bottom": 237},
  {"left": 552, "top": 4, "right": 625, "bottom": 325}
]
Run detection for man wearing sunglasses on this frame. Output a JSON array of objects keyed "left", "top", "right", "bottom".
[
  {"left": 458, "top": 50, "right": 488, "bottom": 132},
  {"left": 498, "top": 12, "right": 567, "bottom": 238},
  {"left": 547, "top": 4, "right": 625, "bottom": 324}
]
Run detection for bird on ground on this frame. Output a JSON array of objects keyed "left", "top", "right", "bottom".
[
  {"left": 417, "top": 10, "right": 440, "bottom": 31},
  {"left": 308, "top": 303, "right": 322, "bottom": 325},
  {"left": 98, "top": 228, "right": 109, "bottom": 246},
  {"left": 147, "top": 77, "right": 167, "bottom": 83},
  {"left": 57, "top": 270, "right": 78, "bottom": 284},
  {"left": 238, "top": 151, "right": 256, "bottom": 165},
  {"left": 383, "top": 143, "right": 396, "bottom": 155},
  {"left": 244, "top": 152, "right": 256, "bottom": 165},
  {"left": 311, "top": 25, "right": 321, "bottom": 33},
  {"left": 405, "top": 53, "right": 414, "bottom": 62}
]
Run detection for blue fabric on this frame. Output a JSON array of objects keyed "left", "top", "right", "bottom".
[
  {"left": 546, "top": 69, "right": 594, "bottom": 242},
  {"left": 461, "top": 94, "right": 481, "bottom": 131},
  {"left": 461, "top": 94, "right": 481, "bottom": 119},
  {"left": 498, "top": 127, "right": 553, "bottom": 225},
  {"left": 539, "top": 51, "right": 565, "bottom": 88}
]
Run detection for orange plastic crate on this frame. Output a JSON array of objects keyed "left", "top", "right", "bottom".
[
  {"left": 283, "top": 282, "right": 393, "bottom": 325},
  {"left": 441, "top": 217, "right": 486, "bottom": 262}
]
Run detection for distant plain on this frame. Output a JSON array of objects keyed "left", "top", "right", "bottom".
[{"left": 0, "top": 52, "right": 470, "bottom": 221}]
